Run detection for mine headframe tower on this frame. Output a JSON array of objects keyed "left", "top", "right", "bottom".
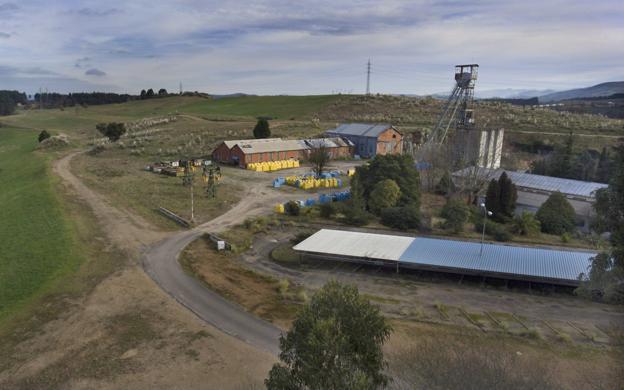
[{"left": 427, "top": 64, "right": 478, "bottom": 146}]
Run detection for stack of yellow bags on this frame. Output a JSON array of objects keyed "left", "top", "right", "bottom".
[{"left": 247, "top": 160, "right": 299, "bottom": 172}]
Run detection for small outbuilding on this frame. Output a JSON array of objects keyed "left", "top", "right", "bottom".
[{"left": 325, "top": 123, "right": 402, "bottom": 158}]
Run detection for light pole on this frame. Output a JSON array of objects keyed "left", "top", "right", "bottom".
[{"left": 480, "top": 202, "right": 492, "bottom": 257}]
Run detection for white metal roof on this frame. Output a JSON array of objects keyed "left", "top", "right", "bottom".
[
  {"left": 235, "top": 139, "right": 308, "bottom": 154},
  {"left": 293, "top": 229, "right": 414, "bottom": 261},
  {"left": 294, "top": 229, "right": 594, "bottom": 285},
  {"left": 454, "top": 167, "right": 607, "bottom": 198},
  {"left": 223, "top": 138, "right": 282, "bottom": 149}
]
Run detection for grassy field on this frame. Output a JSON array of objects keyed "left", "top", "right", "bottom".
[{"left": 0, "top": 128, "right": 84, "bottom": 322}]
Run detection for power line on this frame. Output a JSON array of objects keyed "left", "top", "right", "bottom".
[{"left": 366, "top": 59, "right": 371, "bottom": 95}]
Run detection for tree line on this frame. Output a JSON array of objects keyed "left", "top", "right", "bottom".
[
  {"left": 0, "top": 90, "right": 28, "bottom": 115},
  {"left": 530, "top": 132, "right": 614, "bottom": 183},
  {"left": 33, "top": 92, "right": 134, "bottom": 108}
]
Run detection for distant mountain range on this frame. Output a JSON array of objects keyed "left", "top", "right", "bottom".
[
  {"left": 474, "top": 88, "right": 557, "bottom": 99},
  {"left": 537, "top": 82, "right": 624, "bottom": 103}
]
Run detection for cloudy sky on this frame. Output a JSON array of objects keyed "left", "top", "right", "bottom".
[{"left": 1, "top": 0, "right": 622, "bottom": 96}]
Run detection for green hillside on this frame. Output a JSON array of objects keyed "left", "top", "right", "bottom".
[{"left": 0, "top": 129, "right": 84, "bottom": 321}]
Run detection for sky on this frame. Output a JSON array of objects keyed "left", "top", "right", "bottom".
[{"left": 1, "top": 0, "right": 623, "bottom": 96}]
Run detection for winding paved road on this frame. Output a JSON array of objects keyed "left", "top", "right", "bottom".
[{"left": 57, "top": 152, "right": 360, "bottom": 355}]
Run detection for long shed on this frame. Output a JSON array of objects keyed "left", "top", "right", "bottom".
[{"left": 293, "top": 229, "right": 594, "bottom": 286}]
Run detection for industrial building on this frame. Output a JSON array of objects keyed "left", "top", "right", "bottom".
[
  {"left": 293, "top": 229, "right": 594, "bottom": 286},
  {"left": 325, "top": 123, "right": 402, "bottom": 158},
  {"left": 212, "top": 137, "right": 355, "bottom": 167},
  {"left": 301, "top": 137, "right": 354, "bottom": 159},
  {"left": 212, "top": 138, "right": 284, "bottom": 163},
  {"left": 453, "top": 167, "right": 608, "bottom": 229}
]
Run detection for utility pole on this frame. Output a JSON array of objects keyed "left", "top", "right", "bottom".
[
  {"left": 190, "top": 177, "right": 194, "bottom": 223},
  {"left": 179, "top": 81, "right": 183, "bottom": 95},
  {"left": 366, "top": 59, "right": 371, "bottom": 95}
]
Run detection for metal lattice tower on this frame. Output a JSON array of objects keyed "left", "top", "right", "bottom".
[
  {"left": 203, "top": 164, "right": 221, "bottom": 198},
  {"left": 426, "top": 64, "right": 478, "bottom": 146}
]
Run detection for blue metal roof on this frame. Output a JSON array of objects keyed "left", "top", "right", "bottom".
[
  {"left": 294, "top": 229, "right": 595, "bottom": 285},
  {"left": 327, "top": 123, "right": 393, "bottom": 138},
  {"left": 399, "top": 236, "right": 592, "bottom": 284},
  {"left": 454, "top": 167, "right": 607, "bottom": 198}
]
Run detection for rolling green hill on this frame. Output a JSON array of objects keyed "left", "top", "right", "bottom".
[{"left": 0, "top": 129, "right": 84, "bottom": 321}]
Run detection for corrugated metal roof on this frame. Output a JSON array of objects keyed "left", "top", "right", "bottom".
[
  {"left": 327, "top": 123, "right": 393, "bottom": 138},
  {"left": 303, "top": 137, "right": 354, "bottom": 149},
  {"left": 223, "top": 138, "right": 282, "bottom": 149},
  {"left": 294, "top": 229, "right": 594, "bottom": 284},
  {"left": 454, "top": 167, "right": 607, "bottom": 198},
  {"left": 236, "top": 139, "right": 308, "bottom": 154},
  {"left": 293, "top": 229, "right": 414, "bottom": 261}
]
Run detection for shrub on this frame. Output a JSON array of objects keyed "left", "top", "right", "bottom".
[
  {"left": 276, "top": 279, "right": 290, "bottom": 297},
  {"left": 380, "top": 205, "right": 420, "bottom": 230},
  {"left": 440, "top": 198, "right": 470, "bottom": 233},
  {"left": 318, "top": 202, "right": 336, "bottom": 219},
  {"left": 253, "top": 118, "right": 271, "bottom": 139},
  {"left": 368, "top": 179, "right": 401, "bottom": 215},
  {"left": 510, "top": 212, "right": 541, "bottom": 236},
  {"left": 37, "top": 130, "right": 51, "bottom": 143},
  {"left": 96, "top": 122, "right": 126, "bottom": 142},
  {"left": 561, "top": 232, "right": 571, "bottom": 243},
  {"left": 536, "top": 191, "right": 576, "bottom": 234},
  {"left": 284, "top": 201, "right": 300, "bottom": 216},
  {"left": 343, "top": 206, "right": 372, "bottom": 226},
  {"left": 435, "top": 171, "right": 456, "bottom": 196},
  {"left": 475, "top": 218, "right": 511, "bottom": 241}
]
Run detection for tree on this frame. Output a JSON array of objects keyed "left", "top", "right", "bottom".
[
  {"left": 158, "top": 88, "right": 168, "bottom": 96},
  {"left": 380, "top": 205, "right": 420, "bottom": 230},
  {"left": 579, "top": 144, "right": 624, "bottom": 302},
  {"left": 595, "top": 147, "right": 611, "bottom": 183},
  {"left": 96, "top": 122, "right": 126, "bottom": 142},
  {"left": 511, "top": 212, "right": 541, "bottom": 236},
  {"left": 38, "top": 130, "right": 51, "bottom": 143},
  {"left": 573, "top": 150, "right": 598, "bottom": 182},
  {"left": 368, "top": 179, "right": 401, "bottom": 215},
  {"left": 253, "top": 118, "right": 271, "bottom": 139},
  {"left": 535, "top": 191, "right": 576, "bottom": 235},
  {"left": 435, "top": 171, "right": 456, "bottom": 196},
  {"left": 440, "top": 198, "right": 470, "bottom": 233},
  {"left": 0, "top": 92, "right": 17, "bottom": 116},
  {"left": 484, "top": 179, "right": 500, "bottom": 217},
  {"left": 353, "top": 154, "right": 420, "bottom": 209},
  {"left": 146, "top": 88, "right": 155, "bottom": 98},
  {"left": 265, "top": 281, "right": 392, "bottom": 389},
  {"left": 497, "top": 172, "right": 517, "bottom": 220},
  {"left": 309, "top": 143, "right": 330, "bottom": 177},
  {"left": 140, "top": 89, "right": 147, "bottom": 100}
]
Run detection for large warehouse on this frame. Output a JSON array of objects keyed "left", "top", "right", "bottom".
[
  {"left": 453, "top": 167, "right": 608, "bottom": 229},
  {"left": 212, "top": 137, "right": 354, "bottom": 167},
  {"left": 293, "top": 229, "right": 594, "bottom": 286}
]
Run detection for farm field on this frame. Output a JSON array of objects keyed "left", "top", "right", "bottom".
[{"left": 0, "top": 128, "right": 84, "bottom": 322}]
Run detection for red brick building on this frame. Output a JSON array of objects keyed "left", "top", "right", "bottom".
[
  {"left": 212, "top": 138, "right": 283, "bottom": 164},
  {"left": 229, "top": 139, "right": 307, "bottom": 167}
]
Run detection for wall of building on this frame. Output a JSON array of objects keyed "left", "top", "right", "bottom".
[
  {"left": 376, "top": 128, "right": 403, "bottom": 156},
  {"left": 212, "top": 142, "right": 232, "bottom": 163},
  {"left": 231, "top": 146, "right": 304, "bottom": 167}
]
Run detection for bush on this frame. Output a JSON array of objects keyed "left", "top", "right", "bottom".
[
  {"left": 284, "top": 201, "right": 300, "bottom": 216},
  {"left": 368, "top": 179, "right": 401, "bottom": 215},
  {"left": 318, "top": 202, "right": 336, "bottom": 219},
  {"left": 440, "top": 198, "right": 470, "bottom": 233},
  {"left": 38, "top": 130, "right": 51, "bottom": 143},
  {"left": 475, "top": 218, "right": 511, "bottom": 241},
  {"left": 342, "top": 206, "right": 372, "bottom": 226},
  {"left": 253, "top": 118, "right": 271, "bottom": 139},
  {"left": 96, "top": 122, "right": 126, "bottom": 142},
  {"left": 380, "top": 205, "right": 420, "bottom": 230},
  {"left": 536, "top": 192, "right": 576, "bottom": 235},
  {"left": 510, "top": 212, "right": 541, "bottom": 236}
]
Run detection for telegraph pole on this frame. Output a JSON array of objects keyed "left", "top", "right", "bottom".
[{"left": 366, "top": 59, "right": 371, "bottom": 95}]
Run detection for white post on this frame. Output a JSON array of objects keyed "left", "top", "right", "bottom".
[{"left": 190, "top": 177, "right": 194, "bottom": 223}]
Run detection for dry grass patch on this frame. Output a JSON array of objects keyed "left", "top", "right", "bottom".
[{"left": 180, "top": 236, "right": 304, "bottom": 328}]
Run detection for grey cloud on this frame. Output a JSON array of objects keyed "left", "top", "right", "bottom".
[
  {"left": 76, "top": 8, "right": 120, "bottom": 17},
  {"left": 0, "top": 31, "right": 9, "bottom": 38},
  {"left": 74, "top": 57, "right": 91, "bottom": 68},
  {"left": 0, "top": 65, "right": 58, "bottom": 76},
  {"left": 0, "top": 3, "right": 18, "bottom": 12},
  {"left": 85, "top": 68, "right": 106, "bottom": 76}
]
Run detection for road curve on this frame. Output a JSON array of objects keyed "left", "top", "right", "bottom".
[{"left": 143, "top": 229, "right": 282, "bottom": 355}]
